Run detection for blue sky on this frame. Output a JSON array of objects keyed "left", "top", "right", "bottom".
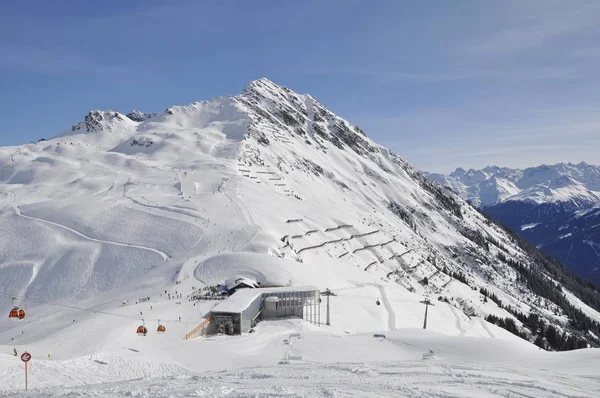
[{"left": 2, "top": 0, "right": 600, "bottom": 172}]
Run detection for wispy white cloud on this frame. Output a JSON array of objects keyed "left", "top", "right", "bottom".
[
  {"left": 296, "top": 65, "right": 471, "bottom": 82},
  {"left": 462, "top": 1, "right": 600, "bottom": 59},
  {"left": 359, "top": 98, "right": 600, "bottom": 173},
  {"left": 336, "top": 1, "right": 600, "bottom": 172}
]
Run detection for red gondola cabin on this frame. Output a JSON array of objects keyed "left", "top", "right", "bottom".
[
  {"left": 9, "top": 307, "right": 26, "bottom": 321},
  {"left": 136, "top": 325, "right": 147, "bottom": 336}
]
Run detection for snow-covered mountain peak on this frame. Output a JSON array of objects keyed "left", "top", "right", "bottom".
[
  {"left": 52, "top": 79, "right": 376, "bottom": 166},
  {"left": 243, "top": 77, "right": 284, "bottom": 94},
  {"left": 125, "top": 109, "right": 147, "bottom": 122},
  {"left": 481, "top": 165, "right": 504, "bottom": 174},
  {"left": 548, "top": 175, "right": 577, "bottom": 189},
  {"left": 235, "top": 79, "right": 377, "bottom": 161},
  {"left": 450, "top": 167, "right": 488, "bottom": 186},
  {"left": 111, "top": 97, "right": 250, "bottom": 161},
  {"left": 125, "top": 109, "right": 160, "bottom": 122},
  {"left": 241, "top": 77, "right": 307, "bottom": 101},
  {"left": 239, "top": 78, "right": 305, "bottom": 112},
  {"left": 507, "top": 179, "right": 598, "bottom": 206},
  {"left": 68, "top": 110, "right": 134, "bottom": 133},
  {"left": 429, "top": 162, "right": 600, "bottom": 208},
  {"left": 1, "top": 77, "right": 600, "bottom": 379},
  {"left": 53, "top": 110, "right": 139, "bottom": 149}
]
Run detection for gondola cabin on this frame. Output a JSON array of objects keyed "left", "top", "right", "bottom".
[
  {"left": 157, "top": 324, "right": 166, "bottom": 333},
  {"left": 136, "top": 325, "right": 147, "bottom": 336},
  {"left": 9, "top": 307, "right": 26, "bottom": 321}
]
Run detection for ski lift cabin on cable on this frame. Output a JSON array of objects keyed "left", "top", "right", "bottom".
[
  {"left": 8, "top": 298, "right": 25, "bottom": 321},
  {"left": 157, "top": 320, "right": 166, "bottom": 334},
  {"left": 136, "top": 320, "right": 147, "bottom": 336}
]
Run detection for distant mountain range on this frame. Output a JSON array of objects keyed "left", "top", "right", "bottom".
[{"left": 427, "top": 163, "right": 600, "bottom": 284}]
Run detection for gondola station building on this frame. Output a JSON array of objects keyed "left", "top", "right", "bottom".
[{"left": 210, "top": 286, "right": 320, "bottom": 335}]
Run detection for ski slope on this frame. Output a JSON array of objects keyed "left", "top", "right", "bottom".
[
  {"left": 0, "top": 78, "right": 599, "bottom": 394},
  {"left": 1, "top": 325, "right": 598, "bottom": 397}
]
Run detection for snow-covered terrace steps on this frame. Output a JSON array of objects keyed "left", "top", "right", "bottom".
[
  {"left": 278, "top": 217, "right": 446, "bottom": 285},
  {"left": 275, "top": 211, "right": 516, "bottom": 311},
  {"left": 282, "top": 220, "right": 388, "bottom": 250},
  {"left": 294, "top": 230, "right": 383, "bottom": 254}
]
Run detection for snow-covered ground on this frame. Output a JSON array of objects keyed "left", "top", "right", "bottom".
[
  {"left": 1, "top": 325, "right": 598, "bottom": 397},
  {"left": 0, "top": 78, "right": 599, "bottom": 396}
]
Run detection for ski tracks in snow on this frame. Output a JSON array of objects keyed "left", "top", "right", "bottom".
[
  {"left": 449, "top": 306, "right": 495, "bottom": 338},
  {"left": 12, "top": 358, "right": 597, "bottom": 398},
  {"left": 478, "top": 317, "right": 496, "bottom": 339},
  {"left": 369, "top": 284, "right": 396, "bottom": 331},
  {"left": 234, "top": 180, "right": 261, "bottom": 227},
  {"left": 448, "top": 304, "right": 467, "bottom": 336},
  {"left": 339, "top": 283, "right": 396, "bottom": 331},
  {"left": 12, "top": 203, "right": 169, "bottom": 261}
]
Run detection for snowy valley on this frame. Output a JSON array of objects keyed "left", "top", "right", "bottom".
[{"left": 0, "top": 79, "right": 599, "bottom": 396}]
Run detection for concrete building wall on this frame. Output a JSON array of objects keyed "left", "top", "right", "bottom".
[{"left": 239, "top": 293, "right": 263, "bottom": 333}]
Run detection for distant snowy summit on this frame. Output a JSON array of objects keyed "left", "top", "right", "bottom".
[
  {"left": 427, "top": 163, "right": 600, "bottom": 284},
  {"left": 125, "top": 109, "right": 160, "bottom": 122},
  {"left": 427, "top": 162, "right": 600, "bottom": 208}
]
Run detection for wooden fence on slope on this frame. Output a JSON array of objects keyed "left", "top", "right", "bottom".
[{"left": 184, "top": 316, "right": 213, "bottom": 340}]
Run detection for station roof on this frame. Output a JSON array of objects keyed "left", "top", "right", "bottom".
[
  {"left": 211, "top": 289, "right": 262, "bottom": 314},
  {"left": 258, "top": 286, "right": 318, "bottom": 294},
  {"left": 211, "top": 286, "right": 318, "bottom": 314}
]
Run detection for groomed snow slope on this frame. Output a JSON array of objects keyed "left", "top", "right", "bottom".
[
  {"left": 0, "top": 78, "right": 598, "bottom": 393},
  {"left": 2, "top": 326, "right": 599, "bottom": 397}
]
